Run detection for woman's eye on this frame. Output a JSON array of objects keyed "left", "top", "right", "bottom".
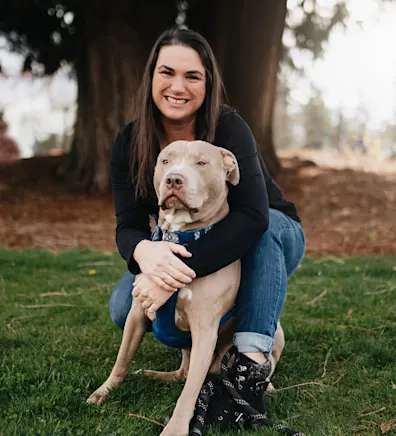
[
  {"left": 197, "top": 161, "right": 207, "bottom": 166},
  {"left": 162, "top": 159, "right": 169, "bottom": 164},
  {"left": 187, "top": 75, "right": 199, "bottom": 81},
  {"left": 161, "top": 71, "right": 172, "bottom": 76}
]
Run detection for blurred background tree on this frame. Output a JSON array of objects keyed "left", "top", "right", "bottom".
[
  {"left": 0, "top": 111, "right": 19, "bottom": 161},
  {"left": 302, "top": 84, "right": 333, "bottom": 149},
  {"left": 0, "top": 0, "right": 350, "bottom": 193}
]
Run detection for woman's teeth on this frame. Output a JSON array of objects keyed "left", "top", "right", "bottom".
[{"left": 166, "top": 97, "right": 187, "bottom": 105}]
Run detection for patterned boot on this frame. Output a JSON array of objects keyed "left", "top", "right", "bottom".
[
  {"left": 228, "top": 350, "right": 271, "bottom": 414},
  {"left": 189, "top": 347, "right": 270, "bottom": 434},
  {"left": 189, "top": 347, "right": 305, "bottom": 436}
]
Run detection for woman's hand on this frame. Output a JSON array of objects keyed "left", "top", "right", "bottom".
[
  {"left": 132, "top": 273, "right": 175, "bottom": 320},
  {"left": 133, "top": 240, "right": 196, "bottom": 291}
]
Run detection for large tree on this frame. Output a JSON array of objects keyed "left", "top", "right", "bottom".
[
  {"left": 1, "top": 0, "right": 178, "bottom": 192},
  {"left": 65, "top": 0, "right": 178, "bottom": 192},
  {"left": 0, "top": 0, "right": 348, "bottom": 193},
  {"left": 187, "top": 0, "right": 288, "bottom": 176}
]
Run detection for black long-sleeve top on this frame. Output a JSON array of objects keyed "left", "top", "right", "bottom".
[{"left": 110, "top": 108, "right": 300, "bottom": 278}]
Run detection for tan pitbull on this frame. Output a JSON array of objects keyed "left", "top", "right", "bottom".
[{"left": 87, "top": 140, "right": 285, "bottom": 436}]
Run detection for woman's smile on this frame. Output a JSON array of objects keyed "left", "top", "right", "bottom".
[
  {"left": 166, "top": 96, "right": 188, "bottom": 104},
  {"left": 165, "top": 96, "right": 189, "bottom": 106}
]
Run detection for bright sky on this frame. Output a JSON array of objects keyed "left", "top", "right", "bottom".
[{"left": 287, "top": 0, "right": 396, "bottom": 129}]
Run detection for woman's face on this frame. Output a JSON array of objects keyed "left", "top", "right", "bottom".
[{"left": 152, "top": 45, "right": 206, "bottom": 124}]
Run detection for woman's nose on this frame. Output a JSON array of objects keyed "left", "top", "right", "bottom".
[{"left": 170, "top": 76, "right": 185, "bottom": 93}]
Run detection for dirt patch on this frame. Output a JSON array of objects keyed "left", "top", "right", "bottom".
[{"left": 1, "top": 153, "right": 395, "bottom": 256}]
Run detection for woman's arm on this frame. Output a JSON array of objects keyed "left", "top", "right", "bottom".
[
  {"left": 110, "top": 125, "right": 151, "bottom": 274},
  {"left": 178, "top": 111, "right": 269, "bottom": 278}
]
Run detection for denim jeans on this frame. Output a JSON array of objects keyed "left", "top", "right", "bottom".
[{"left": 109, "top": 208, "right": 305, "bottom": 355}]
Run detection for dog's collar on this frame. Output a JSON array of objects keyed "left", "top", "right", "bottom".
[{"left": 151, "top": 214, "right": 212, "bottom": 245}]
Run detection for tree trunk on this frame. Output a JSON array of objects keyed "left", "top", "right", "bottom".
[
  {"left": 188, "top": 0, "right": 287, "bottom": 177},
  {"left": 64, "top": 0, "right": 177, "bottom": 193}
]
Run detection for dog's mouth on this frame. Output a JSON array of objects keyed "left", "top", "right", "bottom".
[{"left": 159, "top": 193, "right": 199, "bottom": 214}]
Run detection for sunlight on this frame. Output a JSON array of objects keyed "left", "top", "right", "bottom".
[{"left": 289, "top": 0, "right": 396, "bottom": 129}]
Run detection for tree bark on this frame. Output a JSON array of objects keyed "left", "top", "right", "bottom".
[
  {"left": 188, "top": 0, "right": 287, "bottom": 177},
  {"left": 64, "top": 0, "right": 177, "bottom": 193}
]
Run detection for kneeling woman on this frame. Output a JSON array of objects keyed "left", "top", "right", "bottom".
[{"left": 109, "top": 27, "right": 305, "bottom": 429}]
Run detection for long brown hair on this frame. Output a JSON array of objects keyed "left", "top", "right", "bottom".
[{"left": 131, "top": 27, "right": 224, "bottom": 199}]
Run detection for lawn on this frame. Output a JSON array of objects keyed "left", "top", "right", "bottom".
[{"left": 1, "top": 248, "right": 395, "bottom": 436}]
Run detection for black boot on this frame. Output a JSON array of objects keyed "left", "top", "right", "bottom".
[
  {"left": 189, "top": 347, "right": 271, "bottom": 434},
  {"left": 189, "top": 347, "right": 305, "bottom": 435},
  {"left": 228, "top": 350, "right": 271, "bottom": 415}
]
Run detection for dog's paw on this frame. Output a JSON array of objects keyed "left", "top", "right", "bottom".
[
  {"left": 266, "top": 381, "right": 275, "bottom": 392},
  {"left": 160, "top": 423, "right": 188, "bottom": 436},
  {"left": 87, "top": 388, "right": 108, "bottom": 405}
]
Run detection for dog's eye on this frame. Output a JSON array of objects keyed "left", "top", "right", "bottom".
[
  {"left": 161, "top": 159, "right": 169, "bottom": 165},
  {"left": 196, "top": 161, "right": 207, "bottom": 166}
]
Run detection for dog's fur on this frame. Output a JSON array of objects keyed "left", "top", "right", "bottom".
[{"left": 87, "top": 140, "right": 284, "bottom": 436}]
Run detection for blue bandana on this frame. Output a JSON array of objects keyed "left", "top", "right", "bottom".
[{"left": 150, "top": 215, "right": 234, "bottom": 349}]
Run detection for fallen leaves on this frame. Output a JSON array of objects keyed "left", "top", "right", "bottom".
[
  {"left": 380, "top": 420, "right": 396, "bottom": 434},
  {"left": 0, "top": 154, "right": 395, "bottom": 257}
]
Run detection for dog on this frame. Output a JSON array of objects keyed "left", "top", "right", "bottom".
[{"left": 87, "top": 140, "right": 285, "bottom": 436}]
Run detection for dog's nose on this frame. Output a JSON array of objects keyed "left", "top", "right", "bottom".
[{"left": 165, "top": 173, "right": 186, "bottom": 190}]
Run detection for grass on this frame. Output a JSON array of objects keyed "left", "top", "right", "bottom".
[{"left": 0, "top": 248, "right": 395, "bottom": 436}]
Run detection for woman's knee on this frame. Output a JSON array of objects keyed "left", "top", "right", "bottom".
[
  {"left": 264, "top": 209, "right": 305, "bottom": 275},
  {"left": 109, "top": 297, "right": 129, "bottom": 330},
  {"left": 245, "top": 209, "right": 304, "bottom": 273},
  {"left": 109, "top": 272, "right": 134, "bottom": 330}
]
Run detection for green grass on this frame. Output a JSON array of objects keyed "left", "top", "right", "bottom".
[{"left": 0, "top": 248, "right": 395, "bottom": 436}]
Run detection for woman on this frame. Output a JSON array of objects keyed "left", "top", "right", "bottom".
[{"left": 109, "top": 27, "right": 305, "bottom": 429}]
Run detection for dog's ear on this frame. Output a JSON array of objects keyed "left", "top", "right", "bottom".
[{"left": 219, "top": 148, "right": 240, "bottom": 186}]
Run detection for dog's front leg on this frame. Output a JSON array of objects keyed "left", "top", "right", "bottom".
[
  {"left": 87, "top": 299, "right": 147, "bottom": 405},
  {"left": 161, "top": 322, "right": 218, "bottom": 436}
]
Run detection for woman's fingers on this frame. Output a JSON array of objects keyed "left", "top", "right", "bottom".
[
  {"left": 147, "top": 303, "right": 160, "bottom": 313},
  {"left": 168, "top": 243, "right": 193, "bottom": 259},
  {"left": 159, "top": 267, "right": 191, "bottom": 289},
  {"left": 167, "top": 262, "right": 195, "bottom": 285},
  {"left": 146, "top": 310, "right": 156, "bottom": 321},
  {"left": 151, "top": 275, "right": 177, "bottom": 292},
  {"left": 166, "top": 250, "right": 196, "bottom": 280},
  {"left": 141, "top": 300, "right": 151, "bottom": 309}
]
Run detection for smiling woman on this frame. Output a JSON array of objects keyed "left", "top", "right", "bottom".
[{"left": 131, "top": 29, "right": 223, "bottom": 201}]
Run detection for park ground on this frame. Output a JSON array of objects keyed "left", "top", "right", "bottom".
[{"left": 0, "top": 149, "right": 395, "bottom": 256}]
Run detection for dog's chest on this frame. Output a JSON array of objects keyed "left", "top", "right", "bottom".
[{"left": 149, "top": 217, "right": 233, "bottom": 349}]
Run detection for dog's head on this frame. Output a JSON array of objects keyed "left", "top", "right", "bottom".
[{"left": 154, "top": 140, "right": 239, "bottom": 217}]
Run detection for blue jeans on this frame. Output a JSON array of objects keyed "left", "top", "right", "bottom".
[{"left": 109, "top": 209, "right": 305, "bottom": 355}]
